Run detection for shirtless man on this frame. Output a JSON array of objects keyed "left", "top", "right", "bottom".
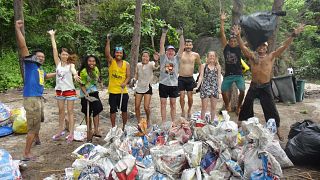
[
  {"left": 179, "top": 39, "right": 201, "bottom": 118},
  {"left": 233, "top": 24, "right": 304, "bottom": 140}
]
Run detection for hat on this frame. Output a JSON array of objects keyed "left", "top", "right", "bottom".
[{"left": 166, "top": 45, "right": 175, "bottom": 50}]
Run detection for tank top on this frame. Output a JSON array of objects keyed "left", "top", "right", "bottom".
[
  {"left": 136, "top": 62, "right": 155, "bottom": 93},
  {"left": 108, "top": 59, "right": 128, "bottom": 94},
  {"left": 223, "top": 44, "right": 242, "bottom": 76},
  {"left": 55, "top": 62, "right": 75, "bottom": 91}
]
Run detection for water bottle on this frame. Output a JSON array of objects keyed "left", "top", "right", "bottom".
[{"left": 266, "top": 118, "right": 277, "bottom": 135}]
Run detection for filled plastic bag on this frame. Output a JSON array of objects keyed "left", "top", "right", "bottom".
[
  {"left": 0, "top": 102, "right": 10, "bottom": 122},
  {"left": 11, "top": 108, "right": 27, "bottom": 134},
  {"left": 151, "top": 144, "right": 188, "bottom": 178},
  {"left": 216, "top": 111, "right": 238, "bottom": 148},
  {"left": 182, "top": 141, "right": 203, "bottom": 180},
  {"left": 72, "top": 143, "right": 95, "bottom": 158},
  {"left": 240, "top": 11, "right": 278, "bottom": 50},
  {"left": 265, "top": 140, "right": 293, "bottom": 168},
  {"left": 169, "top": 118, "right": 192, "bottom": 144},
  {"left": 287, "top": 119, "right": 314, "bottom": 139},
  {"left": 250, "top": 153, "right": 280, "bottom": 180},
  {"left": 285, "top": 123, "right": 320, "bottom": 165},
  {"left": 242, "top": 149, "right": 282, "bottom": 179},
  {"left": 0, "top": 149, "right": 21, "bottom": 180}
]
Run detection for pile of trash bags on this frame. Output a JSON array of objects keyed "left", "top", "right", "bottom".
[
  {"left": 61, "top": 111, "right": 295, "bottom": 180},
  {"left": 0, "top": 102, "right": 28, "bottom": 138}
]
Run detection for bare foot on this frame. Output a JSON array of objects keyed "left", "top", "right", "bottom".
[
  {"left": 276, "top": 130, "right": 284, "bottom": 141},
  {"left": 181, "top": 111, "right": 185, "bottom": 118}
]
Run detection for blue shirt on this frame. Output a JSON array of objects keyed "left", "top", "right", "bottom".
[{"left": 23, "top": 61, "right": 46, "bottom": 97}]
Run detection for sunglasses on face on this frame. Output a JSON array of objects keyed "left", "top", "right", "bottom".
[{"left": 115, "top": 47, "right": 123, "bottom": 51}]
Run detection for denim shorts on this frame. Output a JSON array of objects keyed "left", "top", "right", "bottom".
[{"left": 55, "top": 90, "right": 78, "bottom": 101}]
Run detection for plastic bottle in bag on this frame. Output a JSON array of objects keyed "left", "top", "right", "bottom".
[{"left": 265, "top": 118, "right": 277, "bottom": 135}]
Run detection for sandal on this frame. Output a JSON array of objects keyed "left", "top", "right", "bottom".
[
  {"left": 66, "top": 134, "right": 74, "bottom": 143},
  {"left": 52, "top": 131, "right": 66, "bottom": 141}
]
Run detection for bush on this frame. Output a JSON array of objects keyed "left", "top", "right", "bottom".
[{"left": 0, "top": 50, "right": 23, "bottom": 92}]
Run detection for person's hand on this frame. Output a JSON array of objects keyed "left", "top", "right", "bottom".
[
  {"left": 47, "top": 29, "right": 56, "bottom": 36},
  {"left": 293, "top": 24, "right": 305, "bottom": 36},
  {"left": 162, "top": 25, "right": 168, "bottom": 34},
  {"left": 176, "top": 28, "right": 183, "bottom": 35},
  {"left": 192, "top": 87, "right": 198, "bottom": 94},
  {"left": 15, "top": 20, "right": 24, "bottom": 29},
  {"left": 153, "top": 52, "right": 160, "bottom": 61},
  {"left": 107, "top": 33, "right": 112, "bottom": 41},
  {"left": 73, "top": 74, "right": 81, "bottom": 83},
  {"left": 120, "top": 83, "right": 126, "bottom": 89},
  {"left": 220, "top": 12, "right": 227, "bottom": 21},
  {"left": 232, "top": 25, "right": 241, "bottom": 36},
  {"left": 129, "top": 78, "right": 136, "bottom": 87}
]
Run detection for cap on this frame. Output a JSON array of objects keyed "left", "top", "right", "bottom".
[{"left": 166, "top": 45, "right": 175, "bottom": 50}]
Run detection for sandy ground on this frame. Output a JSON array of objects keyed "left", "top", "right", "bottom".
[{"left": 1, "top": 82, "right": 320, "bottom": 179}]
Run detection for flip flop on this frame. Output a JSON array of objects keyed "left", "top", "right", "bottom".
[{"left": 21, "top": 156, "right": 37, "bottom": 162}]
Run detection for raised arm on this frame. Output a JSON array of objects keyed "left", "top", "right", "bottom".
[
  {"left": 15, "top": 20, "right": 29, "bottom": 57},
  {"left": 177, "top": 29, "right": 185, "bottom": 58},
  {"left": 220, "top": 12, "right": 228, "bottom": 48},
  {"left": 48, "top": 30, "right": 60, "bottom": 66},
  {"left": 233, "top": 25, "right": 255, "bottom": 60},
  {"left": 105, "top": 34, "right": 113, "bottom": 66},
  {"left": 159, "top": 26, "right": 168, "bottom": 55},
  {"left": 271, "top": 24, "right": 304, "bottom": 58}
]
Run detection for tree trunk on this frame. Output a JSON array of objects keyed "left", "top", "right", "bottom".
[
  {"left": 270, "top": 0, "right": 284, "bottom": 77},
  {"left": 229, "top": 0, "right": 243, "bottom": 112},
  {"left": 14, "top": 0, "right": 25, "bottom": 81},
  {"left": 130, "top": 0, "right": 142, "bottom": 79}
]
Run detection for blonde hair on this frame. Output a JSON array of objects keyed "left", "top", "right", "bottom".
[{"left": 206, "top": 51, "right": 220, "bottom": 67}]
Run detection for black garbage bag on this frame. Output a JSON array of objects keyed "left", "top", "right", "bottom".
[
  {"left": 288, "top": 119, "right": 314, "bottom": 139},
  {"left": 284, "top": 124, "right": 320, "bottom": 165},
  {"left": 240, "top": 11, "right": 286, "bottom": 50}
]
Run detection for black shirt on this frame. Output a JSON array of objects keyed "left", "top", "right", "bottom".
[{"left": 223, "top": 44, "right": 242, "bottom": 77}]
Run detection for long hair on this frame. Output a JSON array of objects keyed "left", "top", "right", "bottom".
[
  {"left": 206, "top": 51, "right": 220, "bottom": 67},
  {"left": 79, "top": 55, "right": 101, "bottom": 80}
]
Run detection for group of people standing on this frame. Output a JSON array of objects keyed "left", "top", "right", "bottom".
[{"left": 16, "top": 11, "right": 304, "bottom": 161}]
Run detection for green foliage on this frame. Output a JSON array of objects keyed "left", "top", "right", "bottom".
[{"left": 0, "top": 50, "right": 23, "bottom": 91}]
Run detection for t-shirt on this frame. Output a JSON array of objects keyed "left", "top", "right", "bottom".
[
  {"left": 79, "top": 67, "right": 100, "bottom": 97},
  {"left": 55, "top": 62, "right": 75, "bottom": 91},
  {"left": 159, "top": 54, "right": 179, "bottom": 86},
  {"left": 23, "top": 61, "right": 46, "bottom": 97},
  {"left": 223, "top": 44, "right": 242, "bottom": 76},
  {"left": 108, "top": 59, "right": 128, "bottom": 94},
  {"left": 136, "top": 61, "right": 156, "bottom": 93}
]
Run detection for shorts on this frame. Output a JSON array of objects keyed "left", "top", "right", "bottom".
[
  {"left": 221, "top": 75, "right": 245, "bottom": 92},
  {"left": 136, "top": 84, "right": 153, "bottom": 95},
  {"left": 109, "top": 93, "right": 129, "bottom": 113},
  {"left": 23, "top": 97, "right": 43, "bottom": 133},
  {"left": 159, "top": 83, "right": 179, "bottom": 98},
  {"left": 55, "top": 90, "right": 78, "bottom": 100},
  {"left": 178, "top": 76, "right": 196, "bottom": 91},
  {"left": 81, "top": 91, "right": 103, "bottom": 117}
]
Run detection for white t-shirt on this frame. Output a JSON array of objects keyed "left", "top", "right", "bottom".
[{"left": 55, "top": 62, "right": 75, "bottom": 91}]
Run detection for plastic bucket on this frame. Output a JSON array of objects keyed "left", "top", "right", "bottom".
[
  {"left": 295, "top": 80, "right": 305, "bottom": 102},
  {"left": 272, "top": 75, "right": 296, "bottom": 104}
]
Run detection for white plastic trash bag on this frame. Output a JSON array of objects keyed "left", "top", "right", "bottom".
[
  {"left": 266, "top": 140, "right": 293, "bottom": 168},
  {"left": 217, "top": 111, "right": 238, "bottom": 148},
  {"left": 151, "top": 144, "right": 187, "bottom": 177},
  {"left": 0, "top": 149, "right": 21, "bottom": 180}
]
